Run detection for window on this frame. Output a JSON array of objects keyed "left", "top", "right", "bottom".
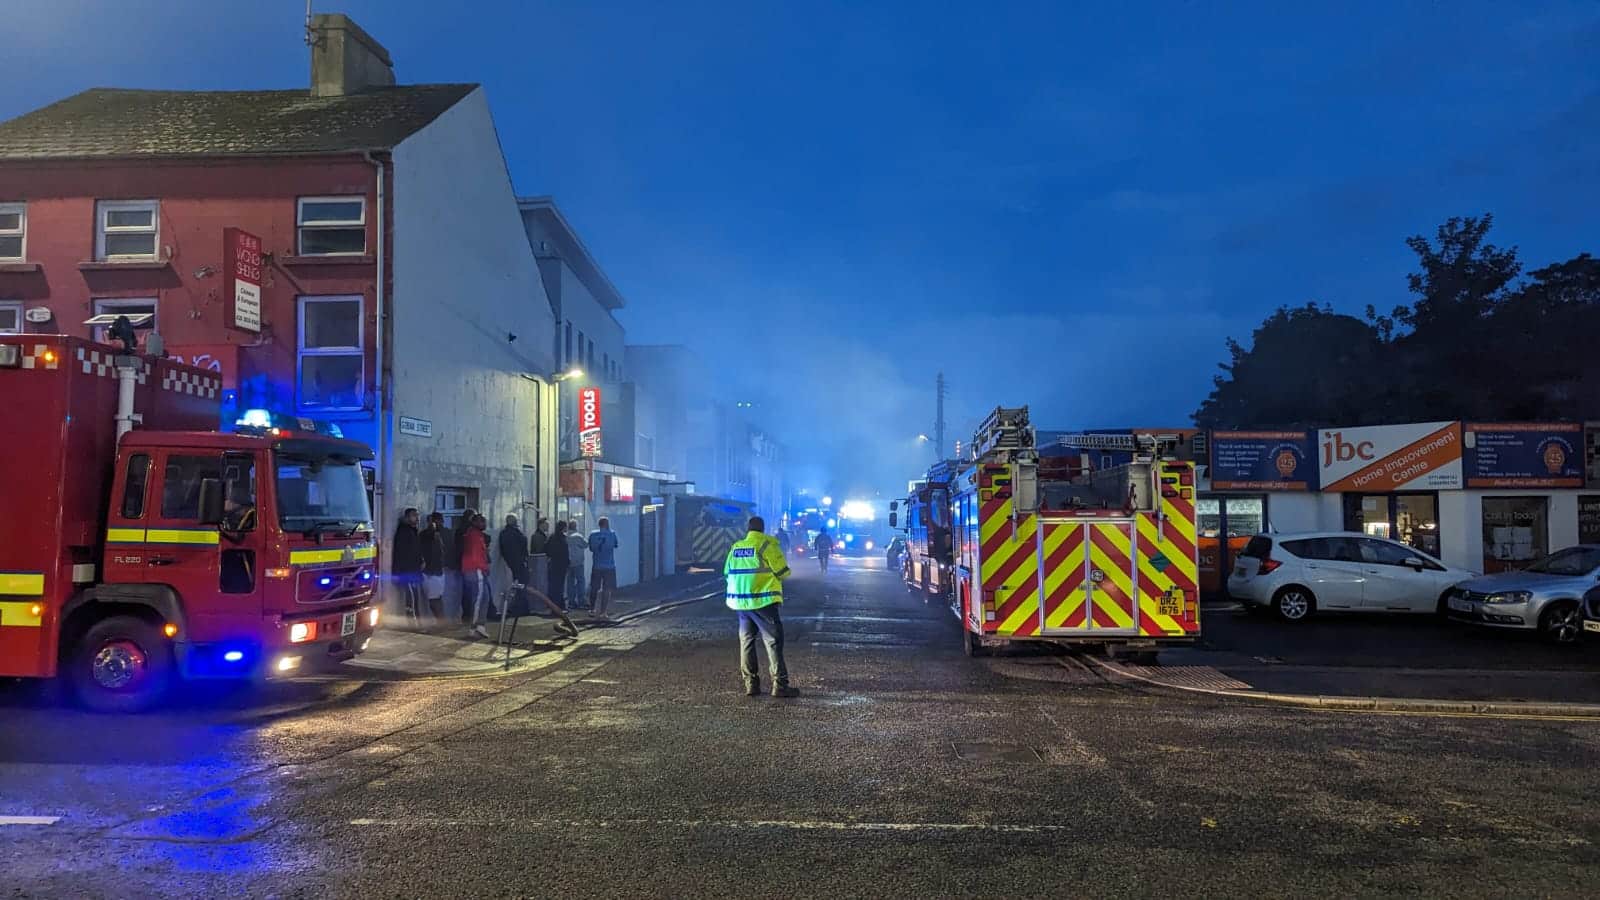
[
  {"left": 96, "top": 200, "right": 159, "bottom": 260},
  {"left": 297, "top": 296, "right": 364, "bottom": 411},
  {"left": 121, "top": 454, "right": 151, "bottom": 518},
  {"left": 91, "top": 298, "right": 158, "bottom": 342},
  {"left": 1482, "top": 496, "right": 1549, "bottom": 574},
  {"left": 603, "top": 353, "right": 610, "bottom": 382},
  {"left": 0, "top": 300, "right": 21, "bottom": 335},
  {"left": 587, "top": 338, "right": 595, "bottom": 371},
  {"left": 297, "top": 197, "right": 367, "bottom": 256},
  {"left": 0, "top": 202, "right": 24, "bottom": 261},
  {"left": 276, "top": 455, "right": 370, "bottom": 530},
  {"left": 1580, "top": 496, "right": 1600, "bottom": 545},
  {"left": 161, "top": 454, "right": 223, "bottom": 520},
  {"left": 564, "top": 322, "right": 573, "bottom": 368},
  {"left": 1360, "top": 539, "right": 1423, "bottom": 567},
  {"left": 433, "top": 486, "right": 479, "bottom": 532},
  {"left": 1341, "top": 492, "right": 1440, "bottom": 557},
  {"left": 222, "top": 454, "right": 258, "bottom": 532}
]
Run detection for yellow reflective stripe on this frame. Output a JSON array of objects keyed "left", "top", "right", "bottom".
[
  {"left": 145, "top": 529, "right": 221, "bottom": 546},
  {"left": 0, "top": 600, "right": 44, "bottom": 627},
  {"left": 0, "top": 572, "right": 45, "bottom": 596},
  {"left": 289, "top": 544, "right": 377, "bottom": 566},
  {"left": 106, "top": 527, "right": 147, "bottom": 543}
]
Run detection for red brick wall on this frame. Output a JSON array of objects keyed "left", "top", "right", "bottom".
[{"left": 0, "top": 155, "right": 386, "bottom": 412}]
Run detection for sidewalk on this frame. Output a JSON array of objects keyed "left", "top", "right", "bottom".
[{"left": 340, "top": 572, "right": 721, "bottom": 680}]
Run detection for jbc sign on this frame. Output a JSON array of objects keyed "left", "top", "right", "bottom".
[
  {"left": 225, "top": 228, "right": 263, "bottom": 333},
  {"left": 578, "top": 386, "right": 602, "bottom": 458}
]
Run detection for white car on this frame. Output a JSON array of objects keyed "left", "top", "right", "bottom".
[{"left": 1227, "top": 531, "right": 1478, "bottom": 621}]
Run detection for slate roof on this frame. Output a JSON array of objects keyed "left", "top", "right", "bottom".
[{"left": 0, "top": 84, "right": 477, "bottom": 160}]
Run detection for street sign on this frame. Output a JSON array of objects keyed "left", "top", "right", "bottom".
[
  {"left": 398, "top": 416, "right": 433, "bottom": 439},
  {"left": 225, "top": 228, "right": 263, "bottom": 333},
  {"left": 578, "top": 386, "right": 602, "bottom": 458}
]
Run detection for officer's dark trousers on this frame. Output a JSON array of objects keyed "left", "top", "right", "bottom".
[{"left": 738, "top": 604, "right": 789, "bottom": 688}]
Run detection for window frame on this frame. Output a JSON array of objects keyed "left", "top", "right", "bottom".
[
  {"left": 95, "top": 199, "right": 160, "bottom": 261},
  {"left": 296, "top": 295, "right": 366, "bottom": 413},
  {"left": 0, "top": 299, "right": 21, "bottom": 335},
  {"left": 0, "top": 202, "right": 25, "bottom": 262},
  {"left": 91, "top": 297, "right": 159, "bottom": 342},
  {"left": 296, "top": 196, "right": 368, "bottom": 257}
]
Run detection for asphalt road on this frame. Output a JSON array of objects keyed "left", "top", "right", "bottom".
[{"left": 4, "top": 556, "right": 1600, "bottom": 897}]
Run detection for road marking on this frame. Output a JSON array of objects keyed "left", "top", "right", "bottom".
[
  {"left": 0, "top": 816, "right": 61, "bottom": 826},
  {"left": 349, "top": 817, "right": 1075, "bottom": 834}
]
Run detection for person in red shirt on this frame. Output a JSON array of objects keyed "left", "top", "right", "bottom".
[{"left": 461, "top": 513, "right": 493, "bottom": 638}]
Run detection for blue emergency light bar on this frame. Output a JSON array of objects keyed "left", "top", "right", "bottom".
[{"left": 232, "top": 408, "right": 344, "bottom": 439}]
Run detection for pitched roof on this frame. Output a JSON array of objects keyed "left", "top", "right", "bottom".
[{"left": 0, "top": 84, "right": 477, "bottom": 160}]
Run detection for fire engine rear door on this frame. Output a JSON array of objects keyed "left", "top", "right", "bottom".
[{"left": 1041, "top": 520, "right": 1138, "bottom": 635}]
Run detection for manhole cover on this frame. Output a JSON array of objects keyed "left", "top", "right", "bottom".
[{"left": 952, "top": 742, "right": 1041, "bottom": 764}]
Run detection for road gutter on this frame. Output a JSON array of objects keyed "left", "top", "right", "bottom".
[{"left": 1082, "top": 654, "right": 1600, "bottom": 720}]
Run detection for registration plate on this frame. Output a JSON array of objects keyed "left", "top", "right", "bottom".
[
  {"left": 1158, "top": 590, "right": 1183, "bottom": 617},
  {"left": 1448, "top": 597, "right": 1473, "bottom": 613},
  {"left": 341, "top": 611, "right": 358, "bottom": 637},
  {"left": 1584, "top": 620, "right": 1600, "bottom": 634}
]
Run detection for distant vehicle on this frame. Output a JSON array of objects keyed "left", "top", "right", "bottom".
[
  {"left": 1447, "top": 546, "right": 1600, "bottom": 644},
  {"left": 1229, "top": 531, "right": 1476, "bottom": 622},
  {"left": 885, "top": 536, "right": 907, "bottom": 569}
]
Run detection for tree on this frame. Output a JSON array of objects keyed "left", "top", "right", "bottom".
[
  {"left": 1194, "top": 303, "right": 1389, "bottom": 429},
  {"left": 1488, "top": 253, "right": 1600, "bottom": 418}
]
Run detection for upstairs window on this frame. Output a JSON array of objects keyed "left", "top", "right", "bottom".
[
  {"left": 297, "top": 197, "right": 367, "bottom": 256},
  {"left": 91, "top": 298, "right": 158, "bottom": 343},
  {"left": 0, "top": 203, "right": 24, "bottom": 261},
  {"left": 297, "top": 296, "right": 364, "bottom": 411},
  {"left": 96, "top": 200, "right": 159, "bottom": 260},
  {"left": 0, "top": 300, "right": 21, "bottom": 334}
]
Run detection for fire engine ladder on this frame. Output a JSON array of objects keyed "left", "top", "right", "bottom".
[
  {"left": 970, "top": 406, "right": 1036, "bottom": 463},
  {"left": 1055, "top": 432, "right": 1182, "bottom": 461}
]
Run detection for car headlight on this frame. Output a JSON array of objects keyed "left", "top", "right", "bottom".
[{"left": 1484, "top": 591, "right": 1532, "bottom": 604}]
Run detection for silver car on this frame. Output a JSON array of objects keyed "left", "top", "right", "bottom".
[{"left": 1445, "top": 545, "right": 1600, "bottom": 644}]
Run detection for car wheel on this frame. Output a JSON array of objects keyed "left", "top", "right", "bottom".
[
  {"left": 70, "top": 615, "right": 173, "bottom": 713},
  {"left": 1436, "top": 592, "right": 1453, "bottom": 618},
  {"left": 1539, "top": 602, "right": 1581, "bottom": 645},
  {"left": 1272, "top": 587, "right": 1315, "bottom": 623}
]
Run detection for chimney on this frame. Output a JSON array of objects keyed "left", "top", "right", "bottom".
[{"left": 309, "top": 13, "right": 395, "bottom": 97}]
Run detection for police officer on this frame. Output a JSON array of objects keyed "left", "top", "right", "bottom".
[{"left": 724, "top": 516, "right": 799, "bottom": 698}]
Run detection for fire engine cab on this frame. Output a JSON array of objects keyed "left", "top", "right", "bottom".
[
  {"left": 895, "top": 407, "right": 1201, "bottom": 661},
  {"left": 0, "top": 334, "right": 380, "bottom": 711}
]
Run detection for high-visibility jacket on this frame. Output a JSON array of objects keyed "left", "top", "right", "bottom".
[{"left": 724, "top": 531, "right": 791, "bottom": 610}]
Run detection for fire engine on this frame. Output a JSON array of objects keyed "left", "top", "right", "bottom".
[
  {"left": 894, "top": 407, "right": 1200, "bottom": 661},
  {"left": 0, "top": 334, "right": 380, "bottom": 711}
]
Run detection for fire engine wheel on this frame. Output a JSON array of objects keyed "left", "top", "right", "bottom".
[
  {"left": 963, "top": 627, "right": 988, "bottom": 657},
  {"left": 71, "top": 616, "right": 173, "bottom": 713},
  {"left": 1272, "top": 587, "right": 1316, "bottom": 623}
]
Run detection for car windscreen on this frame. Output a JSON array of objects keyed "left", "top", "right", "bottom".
[
  {"left": 274, "top": 454, "right": 372, "bottom": 534},
  {"left": 1523, "top": 546, "right": 1600, "bottom": 576},
  {"left": 1240, "top": 535, "right": 1273, "bottom": 559}
]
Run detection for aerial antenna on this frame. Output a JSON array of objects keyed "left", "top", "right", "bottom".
[{"left": 934, "top": 372, "right": 947, "bottom": 460}]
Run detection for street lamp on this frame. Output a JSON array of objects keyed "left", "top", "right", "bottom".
[
  {"left": 917, "top": 434, "right": 930, "bottom": 442},
  {"left": 556, "top": 367, "right": 584, "bottom": 382}
]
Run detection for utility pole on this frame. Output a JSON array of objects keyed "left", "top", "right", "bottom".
[{"left": 934, "top": 372, "right": 947, "bottom": 460}]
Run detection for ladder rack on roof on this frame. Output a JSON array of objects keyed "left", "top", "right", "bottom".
[
  {"left": 1056, "top": 431, "right": 1183, "bottom": 460},
  {"left": 970, "top": 406, "right": 1036, "bottom": 463}
]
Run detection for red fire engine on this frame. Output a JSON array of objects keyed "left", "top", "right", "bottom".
[
  {"left": 0, "top": 334, "right": 380, "bottom": 711},
  {"left": 895, "top": 407, "right": 1200, "bottom": 661}
]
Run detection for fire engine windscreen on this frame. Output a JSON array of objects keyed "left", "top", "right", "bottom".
[{"left": 274, "top": 454, "right": 372, "bottom": 534}]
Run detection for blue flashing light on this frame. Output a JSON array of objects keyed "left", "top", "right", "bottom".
[
  {"left": 845, "top": 534, "right": 855, "bottom": 543},
  {"left": 359, "top": 571, "right": 372, "bottom": 582},
  {"left": 317, "top": 576, "right": 334, "bottom": 588},
  {"left": 827, "top": 518, "right": 837, "bottom": 529},
  {"left": 223, "top": 650, "right": 245, "bottom": 663},
  {"left": 237, "top": 408, "right": 272, "bottom": 429}
]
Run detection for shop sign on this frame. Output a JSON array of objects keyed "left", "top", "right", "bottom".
[
  {"left": 1209, "top": 431, "right": 1315, "bottom": 490},
  {"left": 559, "top": 467, "right": 590, "bottom": 498},
  {"left": 1579, "top": 495, "right": 1600, "bottom": 545},
  {"left": 578, "top": 386, "right": 602, "bottom": 458},
  {"left": 1463, "top": 423, "right": 1583, "bottom": 488},
  {"left": 607, "top": 475, "right": 635, "bottom": 502},
  {"left": 225, "top": 228, "right": 263, "bottom": 333},
  {"left": 1317, "top": 421, "right": 1463, "bottom": 493}
]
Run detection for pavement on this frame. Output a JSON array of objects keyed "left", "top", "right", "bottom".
[
  {"left": 347, "top": 572, "right": 722, "bottom": 679},
  {"left": 5, "top": 556, "right": 1600, "bottom": 897}
]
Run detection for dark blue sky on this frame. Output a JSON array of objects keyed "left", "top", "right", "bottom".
[{"left": 10, "top": 1, "right": 1600, "bottom": 494}]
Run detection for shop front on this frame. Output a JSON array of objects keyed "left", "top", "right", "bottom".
[{"left": 1199, "top": 430, "right": 1316, "bottom": 594}]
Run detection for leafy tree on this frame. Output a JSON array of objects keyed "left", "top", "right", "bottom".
[{"left": 1489, "top": 253, "right": 1600, "bottom": 418}]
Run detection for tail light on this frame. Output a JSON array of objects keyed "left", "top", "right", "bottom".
[{"left": 1258, "top": 557, "right": 1283, "bottom": 575}]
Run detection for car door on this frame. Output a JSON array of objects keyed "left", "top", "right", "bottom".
[
  {"left": 1282, "top": 537, "right": 1365, "bottom": 609},
  {"left": 1357, "top": 538, "right": 1429, "bottom": 611}
]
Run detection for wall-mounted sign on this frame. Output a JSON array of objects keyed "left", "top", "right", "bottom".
[
  {"left": 24, "top": 307, "right": 51, "bottom": 324},
  {"left": 559, "top": 467, "right": 590, "bottom": 498},
  {"left": 1317, "top": 421, "right": 1463, "bottom": 493},
  {"left": 225, "top": 228, "right": 263, "bottom": 333},
  {"left": 578, "top": 386, "right": 602, "bottom": 458},
  {"left": 1209, "top": 431, "right": 1316, "bottom": 490},
  {"left": 607, "top": 475, "right": 635, "bottom": 502},
  {"left": 398, "top": 416, "right": 433, "bottom": 439},
  {"left": 1463, "top": 423, "right": 1583, "bottom": 488}
]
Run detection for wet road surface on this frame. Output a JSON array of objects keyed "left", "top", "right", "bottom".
[{"left": 4, "top": 556, "right": 1600, "bottom": 897}]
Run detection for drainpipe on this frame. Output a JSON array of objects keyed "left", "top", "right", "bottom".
[{"left": 364, "top": 150, "right": 388, "bottom": 551}]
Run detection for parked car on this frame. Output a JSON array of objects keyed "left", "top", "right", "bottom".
[
  {"left": 886, "top": 536, "right": 907, "bottom": 569},
  {"left": 1229, "top": 531, "right": 1477, "bottom": 622},
  {"left": 1446, "top": 545, "right": 1600, "bottom": 644}
]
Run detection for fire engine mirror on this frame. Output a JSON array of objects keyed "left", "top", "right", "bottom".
[
  {"left": 198, "top": 478, "right": 225, "bottom": 526},
  {"left": 889, "top": 512, "right": 898, "bottom": 528}
]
